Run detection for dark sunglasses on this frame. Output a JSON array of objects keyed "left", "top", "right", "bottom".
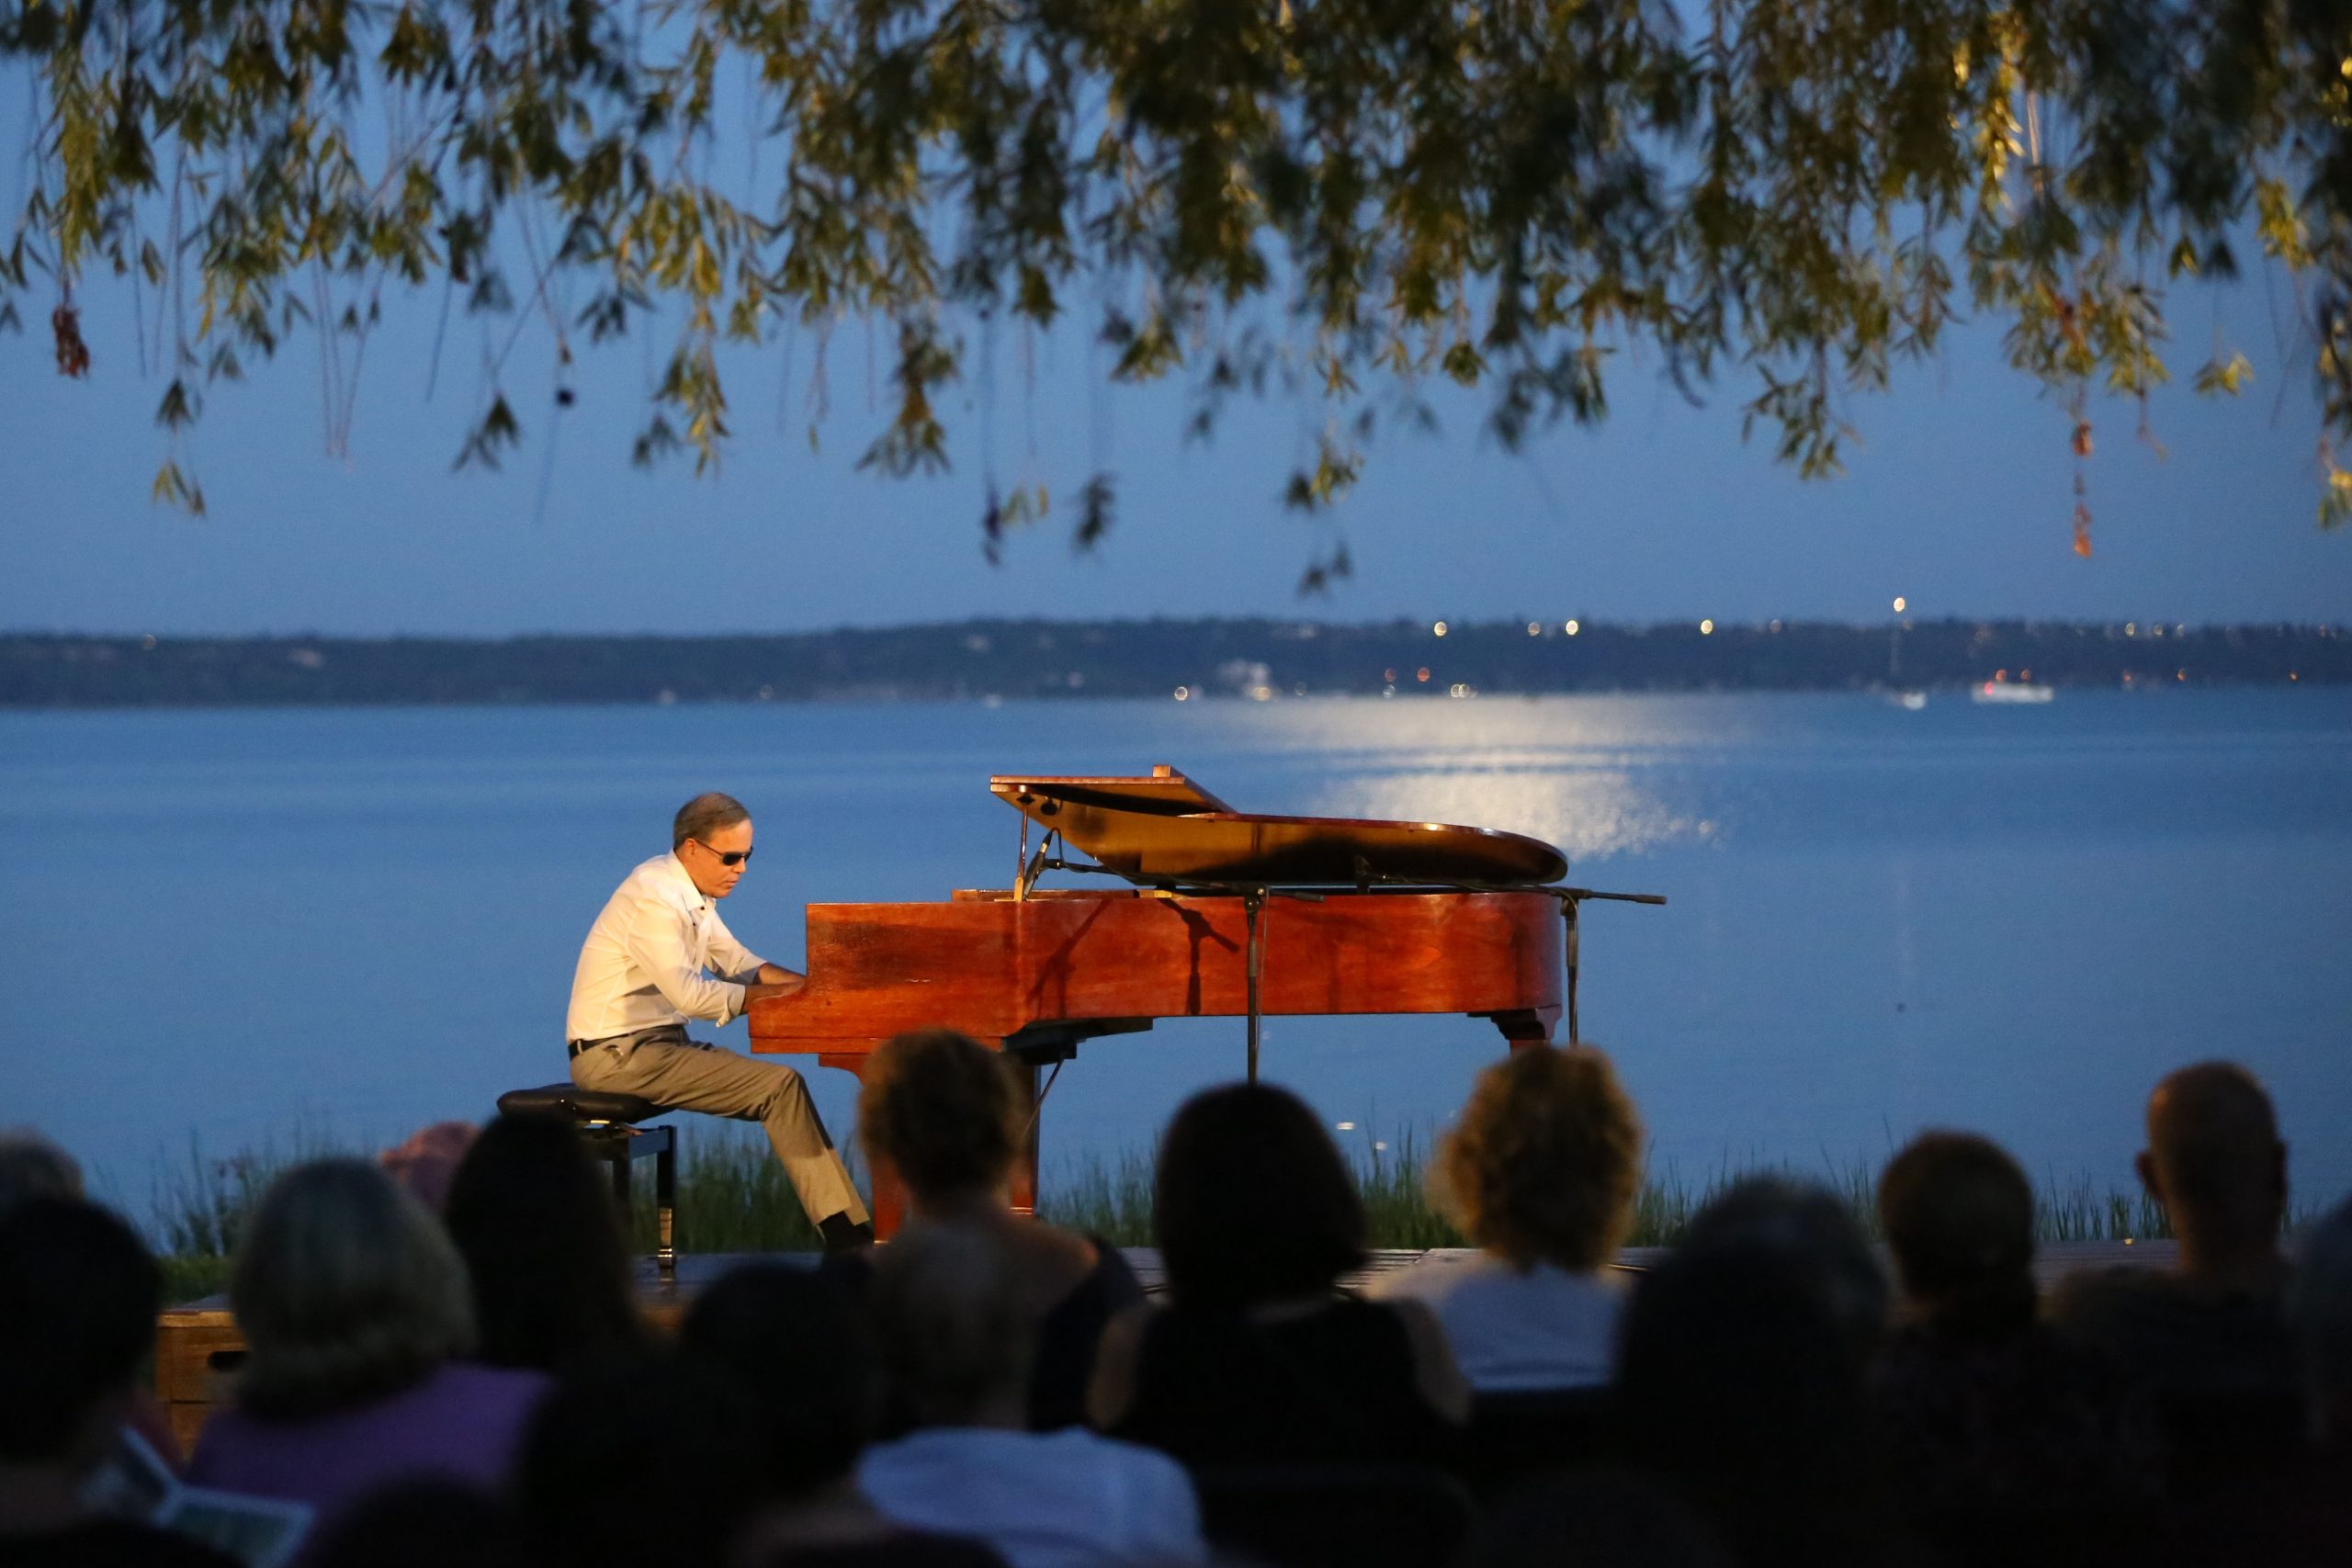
[{"left": 691, "top": 840, "right": 754, "bottom": 867}]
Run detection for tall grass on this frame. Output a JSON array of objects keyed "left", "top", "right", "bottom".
[{"left": 147, "top": 1119, "right": 2184, "bottom": 1302}]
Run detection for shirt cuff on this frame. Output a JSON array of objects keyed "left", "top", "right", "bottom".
[{"left": 716, "top": 981, "right": 748, "bottom": 1026}]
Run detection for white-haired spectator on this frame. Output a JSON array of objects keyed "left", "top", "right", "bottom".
[
  {"left": 857, "top": 1222, "right": 1205, "bottom": 1568},
  {"left": 187, "top": 1160, "right": 548, "bottom": 1540}
]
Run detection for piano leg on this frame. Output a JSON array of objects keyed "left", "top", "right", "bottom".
[
  {"left": 1011, "top": 1058, "right": 1042, "bottom": 1220},
  {"left": 819, "top": 1053, "right": 906, "bottom": 1240},
  {"left": 1480, "top": 1007, "right": 1562, "bottom": 1051}
]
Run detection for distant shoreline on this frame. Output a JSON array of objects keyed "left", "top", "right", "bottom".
[{"left": 5, "top": 616, "right": 2346, "bottom": 708}]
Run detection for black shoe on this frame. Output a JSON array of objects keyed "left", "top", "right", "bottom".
[{"left": 819, "top": 1213, "right": 876, "bottom": 1255}]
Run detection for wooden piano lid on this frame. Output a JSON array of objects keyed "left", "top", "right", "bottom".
[{"left": 989, "top": 765, "right": 1569, "bottom": 888}]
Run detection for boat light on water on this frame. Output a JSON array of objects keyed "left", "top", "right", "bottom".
[{"left": 1973, "top": 680, "right": 2055, "bottom": 705}]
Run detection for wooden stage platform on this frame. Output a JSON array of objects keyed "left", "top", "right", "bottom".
[{"left": 153, "top": 1239, "right": 2178, "bottom": 1450}]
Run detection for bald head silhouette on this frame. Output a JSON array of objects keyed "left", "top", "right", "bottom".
[{"left": 2136, "top": 1062, "right": 2288, "bottom": 1285}]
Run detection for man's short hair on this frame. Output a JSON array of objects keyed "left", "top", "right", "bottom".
[
  {"left": 1877, "top": 1130, "right": 2035, "bottom": 1302},
  {"left": 0, "top": 1196, "right": 162, "bottom": 1462},
  {"left": 858, "top": 1030, "right": 1026, "bottom": 1201},
  {"left": 673, "top": 793, "right": 750, "bottom": 852},
  {"left": 867, "top": 1221, "right": 1033, "bottom": 1425},
  {"left": 2145, "top": 1060, "right": 2282, "bottom": 1212}
]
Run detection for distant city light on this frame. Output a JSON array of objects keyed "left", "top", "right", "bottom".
[
  {"left": 1564, "top": 620, "right": 1580, "bottom": 636},
  {"left": 1432, "top": 621, "right": 1449, "bottom": 637},
  {"left": 1892, "top": 596, "right": 1907, "bottom": 614},
  {"left": 2125, "top": 622, "right": 2137, "bottom": 637},
  {"left": 1336, "top": 1121, "right": 1356, "bottom": 1132},
  {"left": 1383, "top": 668, "right": 1397, "bottom": 682},
  {"left": 1416, "top": 667, "right": 1431, "bottom": 682},
  {"left": 1700, "top": 619, "right": 1715, "bottom": 635},
  {"left": 1527, "top": 621, "right": 1542, "bottom": 637},
  {"left": 1173, "top": 686, "right": 1190, "bottom": 701}
]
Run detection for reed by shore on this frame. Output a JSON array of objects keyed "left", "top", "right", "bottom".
[{"left": 146, "top": 1124, "right": 2178, "bottom": 1304}]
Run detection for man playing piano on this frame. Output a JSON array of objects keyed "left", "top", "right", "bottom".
[{"left": 565, "top": 793, "right": 873, "bottom": 1252}]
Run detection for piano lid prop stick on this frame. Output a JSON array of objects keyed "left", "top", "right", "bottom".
[{"left": 1565, "top": 898, "right": 1581, "bottom": 1045}]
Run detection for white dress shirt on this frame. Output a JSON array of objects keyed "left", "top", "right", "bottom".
[
  {"left": 858, "top": 1427, "right": 1206, "bottom": 1568},
  {"left": 1367, "top": 1251, "right": 1626, "bottom": 1393},
  {"left": 565, "top": 852, "right": 769, "bottom": 1042}
]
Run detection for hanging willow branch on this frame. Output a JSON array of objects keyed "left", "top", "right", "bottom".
[{"left": 5, "top": 0, "right": 2351, "bottom": 576}]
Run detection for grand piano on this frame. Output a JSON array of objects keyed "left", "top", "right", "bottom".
[{"left": 748, "top": 766, "right": 1659, "bottom": 1233}]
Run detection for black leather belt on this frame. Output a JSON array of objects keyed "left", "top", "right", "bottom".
[{"left": 570, "top": 1023, "right": 686, "bottom": 1059}]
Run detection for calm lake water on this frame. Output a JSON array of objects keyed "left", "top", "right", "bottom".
[{"left": 4, "top": 689, "right": 2348, "bottom": 1227}]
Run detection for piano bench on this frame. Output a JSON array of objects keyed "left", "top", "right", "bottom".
[{"left": 495, "top": 1086, "right": 679, "bottom": 1280}]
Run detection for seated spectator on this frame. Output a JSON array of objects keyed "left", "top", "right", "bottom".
[
  {"left": 376, "top": 1122, "right": 476, "bottom": 1214},
  {"left": 0, "top": 1131, "right": 83, "bottom": 1219},
  {"left": 513, "top": 1356, "right": 771, "bottom": 1568},
  {"left": 850, "top": 1029, "right": 1142, "bottom": 1430},
  {"left": 1870, "top": 1132, "right": 2156, "bottom": 1562},
  {"left": 1369, "top": 1044, "right": 1641, "bottom": 1392},
  {"left": 1615, "top": 1178, "right": 1907, "bottom": 1568},
  {"left": 857, "top": 1223, "right": 1206, "bottom": 1568},
  {"left": 187, "top": 1160, "right": 547, "bottom": 1538},
  {"left": 0, "top": 1134, "right": 186, "bottom": 1472},
  {"left": 1088, "top": 1082, "right": 1467, "bottom": 1467},
  {"left": 682, "top": 1262, "right": 1005, "bottom": 1568},
  {"left": 2048, "top": 1061, "right": 2301, "bottom": 1480},
  {"left": 0, "top": 1196, "right": 236, "bottom": 1567},
  {"left": 442, "top": 1113, "right": 648, "bottom": 1376},
  {"left": 2299, "top": 1194, "right": 2352, "bottom": 1453}
]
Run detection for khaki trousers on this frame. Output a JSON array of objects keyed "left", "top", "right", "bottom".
[{"left": 570, "top": 1024, "right": 868, "bottom": 1227}]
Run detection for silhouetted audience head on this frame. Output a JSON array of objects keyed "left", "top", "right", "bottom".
[
  {"left": 442, "top": 1112, "right": 644, "bottom": 1375},
  {"left": 0, "top": 1196, "right": 161, "bottom": 1472},
  {"left": 307, "top": 1479, "right": 511, "bottom": 1568},
  {"left": 2138, "top": 1061, "right": 2288, "bottom": 1270},
  {"left": 378, "top": 1120, "right": 477, "bottom": 1213},
  {"left": 682, "top": 1262, "right": 878, "bottom": 1494},
  {"left": 0, "top": 1131, "right": 83, "bottom": 1222},
  {"left": 1616, "top": 1180, "right": 1892, "bottom": 1563},
  {"left": 1679, "top": 1174, "right": 1888, "bottom": 1341},
  {"left": 231, "top": 1157, "right": 474, "bottom": 1419},
  {"left": 2293, "top": 1194, "right": 2352, "bottom": 1445},
  {"left": 514, "top": 1356, "right": 766, "bottom": 1568},
  {"left": 1155, "top": 1082, "right": 1362, "bottom": 1310},
  {"left": 858, "top": 1029, "right": 1025, "bottom": 1202},
  {"left": 868, "top": 1222, "right": 1033, "bottom": 1428},
  {"left": 1435, "top": 1044, "right": 1643, "bottom": 1271},
  {"left": 1878, "top": 1130, "right": 2037, "bottom": 1337}
]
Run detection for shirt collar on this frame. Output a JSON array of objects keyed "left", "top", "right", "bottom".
[{"left": 662, "top": 850, "right": 710, "bottom": 910}]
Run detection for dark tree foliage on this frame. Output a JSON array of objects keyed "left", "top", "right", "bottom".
[{"left": 4, "top": 0, "right": 2350, "bottom": 573}]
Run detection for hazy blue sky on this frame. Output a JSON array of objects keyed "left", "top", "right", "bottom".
[{"left": 6, "top": 61, "right": 2349, "bottom": 635}]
